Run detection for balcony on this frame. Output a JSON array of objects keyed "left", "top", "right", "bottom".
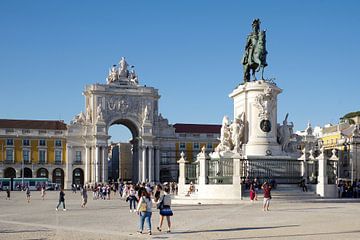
[
  {"left": 23, "top": 160, "right": 31, "bottom": 165},
  {"left": 3, "top": 160, "right": 14, "bottom": 164},
  {"left": 73, "top": 161, "right": 82, "bottom": 165},
  {"left": 54, "top": 161, "right": 62, "bottom": 165}
]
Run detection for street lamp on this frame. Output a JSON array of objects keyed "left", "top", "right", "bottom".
[{"left": 22, "top": 156, "right": 24, "bottom": 190}]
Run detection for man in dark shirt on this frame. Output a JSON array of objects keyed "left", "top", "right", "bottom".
[
  {"left": 262, "top": 181, "right": 272, "bottom": 211},
  {"left": 56, "top": 188, "right": 66, "bottom": 211}
]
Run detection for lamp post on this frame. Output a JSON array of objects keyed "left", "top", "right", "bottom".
[{"left": 22, "top": 157, "right": 24, "bottom": 190}]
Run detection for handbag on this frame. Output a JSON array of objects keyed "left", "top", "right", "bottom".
[
  {"left": 157, "top": 196, "right": 164, "bottom": 210},
  {"left": 160, "top": 207, "right": 173, "bottom": 216},
  {"left": 138, "top": 198, "right": 147, "bottom": 212}
]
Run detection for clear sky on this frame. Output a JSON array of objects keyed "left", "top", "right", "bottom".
[{"left": 0, "top": 1, "right": 359, "bottom": 141}]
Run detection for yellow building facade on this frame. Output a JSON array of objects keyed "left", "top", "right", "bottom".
[{"left": 0, "top": 119, "right": 67, "bottom": 189}]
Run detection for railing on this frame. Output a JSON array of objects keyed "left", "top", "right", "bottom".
[
  {"left": 208, "top": 158, "right": 233, "bottom": 184},
  {"left": 73, "top": 161, "right": 82, "bottom": 165},
  {"left": 185, "top": 162, "right": 198, "bottom": 184},
  {"left": 240, "top": 159, "right": 302, "bottom": 184},
  {"left": 54, "top": 161, "right": 62, "bottom": 165}
]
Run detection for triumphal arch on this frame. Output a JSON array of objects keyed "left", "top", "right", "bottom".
[{"left": 66, "top": 57, "right": 175, "bottom": 187}]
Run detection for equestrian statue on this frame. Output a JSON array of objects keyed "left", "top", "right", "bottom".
[{"left": 242, "top": 19, "right": 268, "bottom": 82}]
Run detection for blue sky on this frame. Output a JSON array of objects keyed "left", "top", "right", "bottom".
[{"left": 0, "top": 1, "right": 359, "bottom": 141}]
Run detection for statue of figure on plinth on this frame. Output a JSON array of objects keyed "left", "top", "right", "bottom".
[
  {"left": 242, "top": 19, "right": 268, "bottom": 82},
  {"left": 119, "top": 57, "right": 129, "bottom": 78},
  {"left": 97, "top": 104, "right": 104, "bottom": 121},
  {"left": 215, "top": 116, "right": 232, "bottom": 152},
  {"left": 231, "top": 112, "right": 245, "bottom": 153},
  {"left": 277, "top": 113, "right": 294, "bottom": 152}
]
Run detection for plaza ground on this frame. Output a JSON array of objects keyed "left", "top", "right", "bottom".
[{"left": 0, "top": 190, "right": 360, "bottom": 240}]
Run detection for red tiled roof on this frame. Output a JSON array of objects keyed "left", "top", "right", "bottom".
[
  {"left": 173, "top": 123, "right": 221, "bottom": 134},
  {"left": 0, "top": 119, "right": 67, "bottom": 130}
]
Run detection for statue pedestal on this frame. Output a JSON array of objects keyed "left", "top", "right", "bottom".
[{"left": 229, "top": 80, "right": 284, "bottom": 157}]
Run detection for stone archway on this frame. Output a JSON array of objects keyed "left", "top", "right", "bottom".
[
  {"left": 53, "top": 168, "right": 64, "bottom": 188},
  {"left": 4, "top": 167, "right": 16, "bottom": 178},
  {"left": 37, "top": 168, "right": 49, "bottom": 178},
  {"left": 21, "top": 167, "right": 32, "bottom": 178},
  {"left": 72, "top": 168, "right": 84, "bottom": 186},
  {"left": 67, "top": 57, "right": 176, "bottom": 186},
  {"left": 109, "top": 119, "right": 139, "bottom": 183}
]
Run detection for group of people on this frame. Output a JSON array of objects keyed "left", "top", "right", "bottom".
[
  {"left": 121, "top": 183, "right": 174, "bottom": 235},
  {"left": 247, "top": 178, "right": 273, "bottom": 211},
  {"left": 337, "top": 179, "right": 360, "bottom": 198}
]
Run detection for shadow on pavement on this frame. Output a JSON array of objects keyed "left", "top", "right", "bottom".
[
  {"left": 174, "top": 224, "right": 299, "bottom": 234},
  {"left": 214, "top": 229, "right": 360, "bottom": 240}
]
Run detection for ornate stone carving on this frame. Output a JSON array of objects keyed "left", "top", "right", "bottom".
[
  {"left": 97, "top": 104, "right": 104, "bottom": 122},
  {"left": 71, "top": 112, "right": 86, "bottom": 125},
  {"left": 107, "top": 97, "right": 130, "bottom": 113},
  {"left": 106, "top": 56, "right": 139, "bottom": 86},
  {"left": 215, "top": 113, "right": 245, "bottom": 154},
  {"left": 254, "top": 86, "right": 275, "bottom": 120}
]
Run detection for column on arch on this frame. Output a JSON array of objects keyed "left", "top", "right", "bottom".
[
  {"left": 148, "top": 146, "right": 154, "bottom": 183},
  {"left": 142, "top": 146, "right": 147, "bottom": 182},
  {"left": 155, "top": 147, "right": 160, "bottom": 183},
  {"left": 102, "top": 146, "right": 108, "bottom": 182},
  {"left": 95, "top": 146, "right": 100, "bottom": 183},
  {"left": 65, "top": 145, "right": 73, "bottom": 189},
  {"left": 84, "top": 146, "right": 90, "bottom": 183},
  {"left": 138, "top": 145, "right": 143, "bottom": 183}
]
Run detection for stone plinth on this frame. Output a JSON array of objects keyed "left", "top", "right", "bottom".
[{"left": 229, "top": 80, "right": 283, "bottom": 157}]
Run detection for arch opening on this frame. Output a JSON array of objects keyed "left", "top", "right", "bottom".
[{"left": 108, "top": 119, "right": 138, "bottom": 183}]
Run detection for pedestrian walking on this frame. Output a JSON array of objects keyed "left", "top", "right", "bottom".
[
  {"left": 249, "top": 183, "right": 256, "bottom": 201},
  {"left": 41, "top": 187, "right": 46, "bottom": 200},
  {"left": 6, "top": 188, "right": 10, "bottom": 200},
  {"left": 56, "top": 188, "right": 66, "bottom": 211},
  {"left": 25, "top": 187, "right": 31, "bottom": 203},
  {"left": 156, "top": 186, "right": 173, "bottom": 233},
  {"left": 136, "top": 188, "right": 153, "bottom": 235},
  {"left": 128, "top": 185, "right": 137, "bottom": 212},
  {"left": 81, "top": 187, "right": 88, "bottom": 208},
  {"left": 262, "top": 180, "right": 272, "bottom": 211}
]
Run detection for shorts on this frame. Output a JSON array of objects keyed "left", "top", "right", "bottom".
[{"left": 263, "top": 197, "right": 271, "bottom": 205}]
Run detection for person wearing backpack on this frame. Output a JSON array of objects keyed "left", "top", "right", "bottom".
[{"left": 136, "top": 188, "right": 153, "bottom": 235}]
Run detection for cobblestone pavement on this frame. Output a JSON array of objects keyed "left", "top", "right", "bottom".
[{"left": 0, "top": 191, "right": 360, "bottom": 240}]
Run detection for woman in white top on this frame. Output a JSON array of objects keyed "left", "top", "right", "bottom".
[
  {"left": 156, "top": 186, "right": 173, "bottom": 233},
  {"left": 136, "top": 188, "right": 153, "bottom": 235}
]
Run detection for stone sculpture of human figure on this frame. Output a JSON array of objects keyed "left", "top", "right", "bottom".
[
  {"left": 129, "top": 68, "right": 138, "bottom": 85},
  {"left": 119, "top": 57, "right": 129, "bottom": 77},
  {"left": 231, "top": 113, "right": 245, "bottom": 153},
  {"left": 201, "top": 145, "right": 206, "bottom": 154},
  {"left": 215, "top": 116, "right": 232, "bottom": 152},
  {"left": 86, "top": 105, "right": 92, "bottom": 122},
  {"left": 278, "top": 113, "right": 293, "bottom": 151},
  {"left": 97, "top": 104, "right": 103, "bottom": 121}
]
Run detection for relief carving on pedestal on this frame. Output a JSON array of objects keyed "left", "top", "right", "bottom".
[{"left": 254, "top": 87, "right": 275, "bottom": 120}]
